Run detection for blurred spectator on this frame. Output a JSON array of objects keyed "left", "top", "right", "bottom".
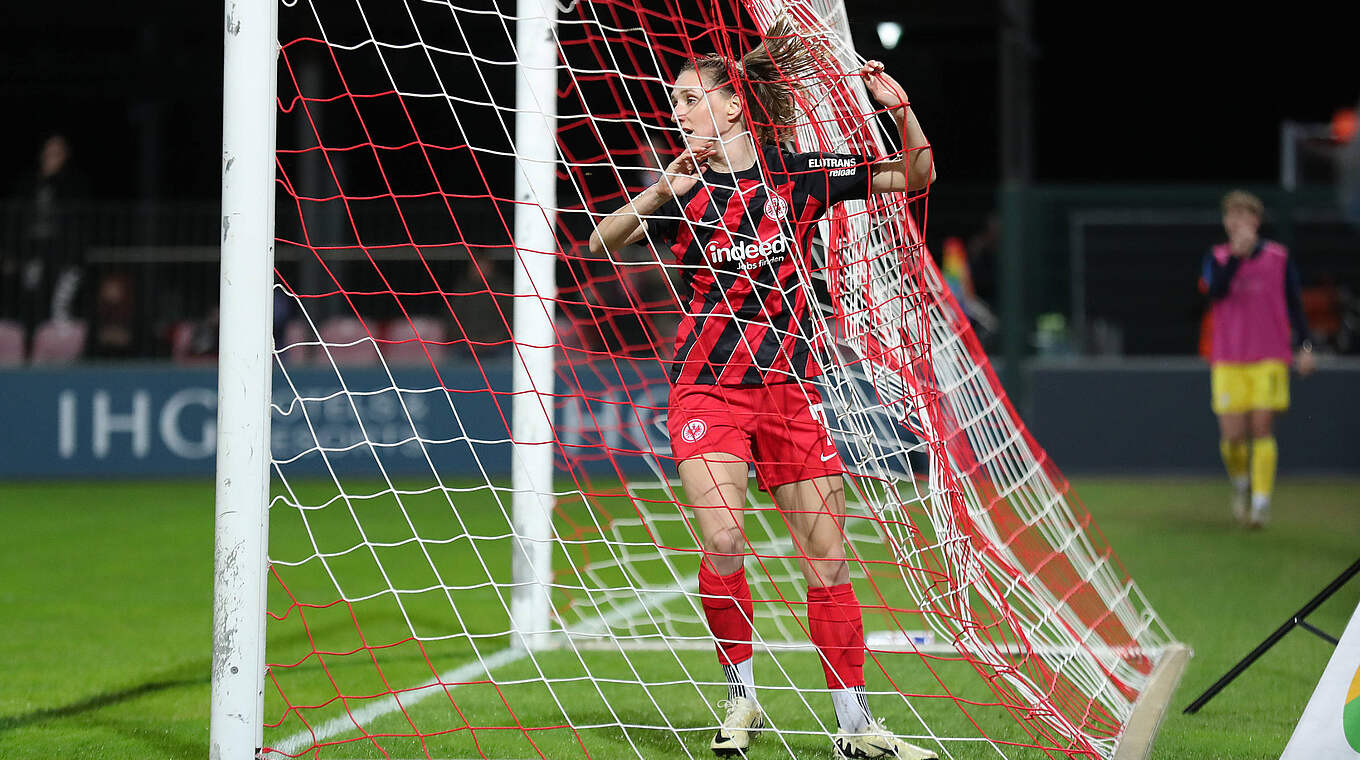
[
  {"left": 2, "top": 134, "right": 89, "bottom": 354},
  {"left": 92, "top": 272, "right": 136, "bottom": 355},
  {"left": 963, "top": 211, "right": 999, "bottom": 306}
]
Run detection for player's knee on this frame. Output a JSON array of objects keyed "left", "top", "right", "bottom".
[
  {"left": 705, "top": 526, "right": 748, "bottom": 561},
  {"left": 1249, "top": 415, "right": 1274, "bottom": 438},
  {"left": 807, "top": 528, "right": 846, "bottom": 561},
  {"left": 1218, "top": 424, "right": 1248, "bottom": 443},
  {"left": 804, "top": 558, "right": 849, "bottom": 588}
]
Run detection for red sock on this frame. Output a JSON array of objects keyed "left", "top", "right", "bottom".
[
  {"left": 698, "top": 561, "right": 753, "bottom": 666},
  {"left": 807, "top": 583, "right": 865, "bottom": 689}
]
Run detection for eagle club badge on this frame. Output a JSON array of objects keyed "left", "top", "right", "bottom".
[
  {"left": 680, "top": 418, "right": 708, "bottom": 444},
  {"left": 763, "top": 192, "right": 788, "bottom": 221}
]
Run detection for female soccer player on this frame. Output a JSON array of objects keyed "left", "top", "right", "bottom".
[
  {"left": 1203, "top": 190, "right": 1315, "bottom": 528},
  {"left": 589, "top": 19, "right": 936, "bottom": 760}
]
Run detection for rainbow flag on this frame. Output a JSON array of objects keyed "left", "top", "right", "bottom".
[
  {"left": 1283, "top": 600, "right": 1360, "bottom": 758},
  {"left": 1347, "top": 664, "right": 1360, "bottom": 751}
]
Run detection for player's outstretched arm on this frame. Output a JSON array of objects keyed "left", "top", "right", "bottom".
[
  {"left": 858, "top": 60, "right": 935, "bottom": 194},
  {"left": 586, "top": 188, "right": 665, "bottom": 258},
  {"left": 588, "top": 145, "right": 714, "bottom": 257}
]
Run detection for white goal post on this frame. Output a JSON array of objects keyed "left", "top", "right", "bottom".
[
  {"left": 507, "top": 0, "right": 560, "bottom": 654},
  {"left": 210, "top": 0, "right": 567, "bottom": 754},
  {"left": 210, "top": 0, "right": 278, "bottom": 757}
]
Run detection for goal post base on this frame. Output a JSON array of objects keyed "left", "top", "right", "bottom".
[{"left": 1112, "top": 642, "right": 1192, "bottom": 760}]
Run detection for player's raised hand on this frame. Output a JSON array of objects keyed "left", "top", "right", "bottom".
[
  {"left": 1228, "top": 233, "right": 1256, "bottom": 257},
  {"left": 1225, "top": 216, "right": 1258, "bottom": 257},
  {"left": 654, "top": 144, "right": 714, "bottom": 200},
  {"left": 858, "top": 60, "right": 909, "bottom": 111}
]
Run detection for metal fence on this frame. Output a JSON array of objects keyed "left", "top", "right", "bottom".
[
  {"left": 0, "top": 199, "right": 525, "bottom": 365},
  {"left": 3, "top": 187, "right": 1357, "bottom": 366},
  {"left": 0, "top": 201, "right": 221, "bottom": 363}
]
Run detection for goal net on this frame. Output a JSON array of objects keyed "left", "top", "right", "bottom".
[{"left": 218, "top": 0, "right": 1185, "bottom": 758}]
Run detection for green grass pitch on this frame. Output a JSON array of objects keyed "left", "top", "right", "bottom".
[{"left": 1, "top": 476, "right": 1356, "bottom": 759}]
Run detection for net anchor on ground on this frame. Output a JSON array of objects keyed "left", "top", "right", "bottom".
[
  {"left": 1182, "top": 555, "right": 1360, "bottom": 715},
  {"left": 1112, "top": 642, "right": 1192, "bottom": 760}
]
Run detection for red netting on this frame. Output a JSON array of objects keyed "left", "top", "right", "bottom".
[{"left": 262, "top": 1, "right": 1174, "bottom": 758}]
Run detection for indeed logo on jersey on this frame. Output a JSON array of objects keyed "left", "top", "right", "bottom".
[
  {"left": 807, "top": 156, "right": 858, "bottom": 177},
  {"left": 704, "top": 236, "right": 790, "bottom": 270}
]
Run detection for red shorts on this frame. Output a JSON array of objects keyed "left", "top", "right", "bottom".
[{"left": 667, "top": 381, "right": 845, "bottom": 491}]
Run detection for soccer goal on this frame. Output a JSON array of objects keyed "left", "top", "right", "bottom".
[{"left": 211, "top": 0, "right": 1188, "bottom": 758}]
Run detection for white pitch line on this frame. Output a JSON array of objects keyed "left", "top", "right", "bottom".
[
  {"left": 271, "top": 646, "right": 527, "bottom": 756},
  {"left": 270, "top": 576, "right": 701, "bottom": 756}
]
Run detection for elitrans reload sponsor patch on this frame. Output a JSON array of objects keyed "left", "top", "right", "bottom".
[{"left": 806, "top": 156, "right": 859, "bottom": 177}]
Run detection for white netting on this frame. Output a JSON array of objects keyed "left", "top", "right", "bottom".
[{"left": 261, "top": 1, "right": 1177, "bottom": 758}]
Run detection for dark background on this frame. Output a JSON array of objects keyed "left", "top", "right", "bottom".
[{"left": 2, "top": 1, "right": 1354, "bottom": 200}]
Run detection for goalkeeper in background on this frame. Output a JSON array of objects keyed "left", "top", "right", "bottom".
[{"left": 1202, "top": 190, "right": 1315, "bottom": 528}]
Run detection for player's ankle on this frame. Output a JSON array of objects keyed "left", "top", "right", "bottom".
[{"left": 831, "top": 686, "right": 871, "bottom": 733}]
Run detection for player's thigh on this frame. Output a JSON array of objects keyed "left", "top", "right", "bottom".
[
  {"left": 669, "top": 383, "right": 755, "bottom": 535},
  {"left": 1248, "top": 409, "right": 1275, "bottom": 438},
  {"left": 773, "top": 475, "right": 849, "bottom": 587},
  {"left": 1217, "top": 412, "right": 1248, "bottom": 441},
  {"left": 772, "top": 475, "right": 847, "bottom": 556},
  {"left": 1211, "top": 363, "right": 1251, "bottom": 416},
  {"left": 1247, "top": 360, "right": 1290, "bottom": 413},
  {"left": 678, "top": 453, "right": 751, "bottom": 541}
]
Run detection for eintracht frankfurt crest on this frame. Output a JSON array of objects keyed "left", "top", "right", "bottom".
[
  {"left": 680, "top": 418, "right": 708, "bottom": 443},
  {"left": 763, "top": 192, "right": 787, "bottom": 221}
]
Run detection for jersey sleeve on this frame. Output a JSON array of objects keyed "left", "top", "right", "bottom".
[
  {"left": 644, "top": 197, "right": 683, "bottom": 247},
  {"left": 792, "top": 152, "right": 873, "bottom": 208}
]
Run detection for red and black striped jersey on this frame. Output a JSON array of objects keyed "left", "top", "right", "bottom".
[{"left": 648, "top": 145, "right": 872, "bottom": 385}]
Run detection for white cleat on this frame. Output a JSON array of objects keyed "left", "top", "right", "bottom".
[
  {"left": 833, "top": 719, "right": 938, "bottom": 760},
  {"left": 1248, "top": 498, "right": 1271, "bottom": 529},
  {"left": 709, "top": 697, "right": 763, "bottom": 757}
]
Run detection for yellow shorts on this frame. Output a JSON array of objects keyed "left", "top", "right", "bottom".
[{"left": 1211, "top": 360, "right": 1289, "bottom": 415}]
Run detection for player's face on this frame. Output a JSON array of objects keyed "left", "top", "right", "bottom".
[
  {"left": 1223, "top": 207, "right": 1260, "bottom": 241},
  {"left": 670, "top": 69, "right": 737, "bottom": 149}
]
